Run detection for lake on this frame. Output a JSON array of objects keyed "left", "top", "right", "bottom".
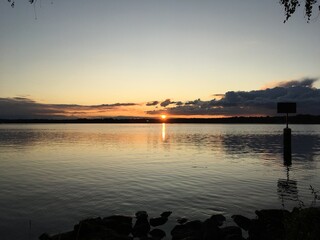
[{"left": 0, "top": 124, "right": 319, "bottom": 239}]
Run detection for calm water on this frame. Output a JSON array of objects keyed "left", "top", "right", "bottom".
[{"left": 0, "top": 124, "right": 319, "bottom": 239}]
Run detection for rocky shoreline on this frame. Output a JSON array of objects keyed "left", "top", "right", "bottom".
[{"left": 39, "top": 207, "right": 320, "bottom": 240}]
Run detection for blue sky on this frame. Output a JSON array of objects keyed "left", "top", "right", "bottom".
[{"left": 0, "top": 0, "right": 319, "bottom": 118}]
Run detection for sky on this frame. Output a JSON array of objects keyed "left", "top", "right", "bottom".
[{"left": 0, "top": 0, "right": 319, "bottom": 119}]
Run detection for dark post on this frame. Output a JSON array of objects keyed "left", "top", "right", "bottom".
[
  {"left": 277, "top": 102, "right": 296, "bottom": 163},
  {"left": 283, "top": 127, "right": 291, "bottom": 163}
]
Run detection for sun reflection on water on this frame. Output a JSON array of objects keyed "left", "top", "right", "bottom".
[{"left": 162, "top": 123, "right": 166, "bottom": 141}]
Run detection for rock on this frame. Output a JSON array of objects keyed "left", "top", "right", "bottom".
[
  {"left": 150, "top": 216, "right": 168, "bottom": 227},
  {"left": 103, "top": 215, "right": 132, "bottom": 235},
  {"left": 171, "top": 220, "right": 203, "bottom": 240},
  {"left": 132, "top": 217, "right": 150, "bottom": 237},
  {"left": 247, "top": 219, "right": 266, "bottom": 240},
  {"left": 73, "top": 217, "right": 133, "bottom": 240},
  {"left": 73, "top": 217, "right": 104, "bottom": 237},
  {"left": 284, "top": 207, "right": 320, "bottom": 240},
  {"left": 255, "top": 209, "right": 290, "bottom": 239},
  {"left": 136, "top": 211, "right": 148, "bottom": 219},
  {"left": 177, "top": 217, "right": 188, "bottom": 224},
  {"left": 103, "top": 215, "right": 132, "bottom": 224},
  {"left": 40, "top": 208, "right": 320, "bottom": 240},
  {"left": 160, "top": 211, "right": 172, "bottom": 218},
  {"left": 202, "top": 218, "right": 221, "bottom": 240},
  {"left": 133, "top": 211, "right": 150, "bottom": 237},
  {"left": 255, "top": 209, "right": 289, "bottom": 223},
  {"left": 51, "top": 231, "right": 74, "bottom": 240},
  {"left": 221, "top": 226, "right": 242, "bottom": 239},
  {"left": 184, "top": 220, "right": 203, "bottom": 231},
  {"left": 137, "top": 237, "right": 153, "bottom": 240},
  {"left": 39, "top": 233, "right": 52, "bottom": 240},
  {"left": 210, "top": 214, "right": 226, "bottom": 227},
  {"left": 149, "top": 228, "right": 166, "bottom": 239},
  {"left": 171, "top": 225, "right": 195, "bottom": 240},
  {"left": 232, "top": 215, "right": 251, "bottom": 231},
  {"left": 224, "top": 234, "right": 245, "bottom": 240}
]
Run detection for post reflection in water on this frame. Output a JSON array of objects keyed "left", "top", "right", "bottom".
[
  {"left": 162, "top": 123, "right": 166, "bottom": 141},
  {"left": 277, "top": 153, "right": 299, "bottom": 208},
  {"left": 277, "top": 166, "right": 298, "bottom": 207}
]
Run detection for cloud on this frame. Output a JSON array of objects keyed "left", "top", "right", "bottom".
[
  {"left": 160, "top": 99, "right": 174, "bottom": 107},
  {"left": 91, "top": 103, "right": 137, "bottom": 108},
  {"left": 0, "top": 97, "right": 138, "bottom": 119},
  {"left": 275, "top": 78, "right": 317, "bottom": 88},
  {"left": 147, "top": 78, "right": 320, "bottom": 116},
  {"left": 212, "top": 94, "right": 225, "bottom": 99},
  {"left": 263, "top": 77, "right": 318, "bottom": 89},
  {"left": 2, "top": 78, "right": 319, "bottom": 119},
  {"left": 160, "top": 99, "right": 184, "bottom": 107},
  {"left": 146, "top": 101, "right": 159, "bottom": 106}
]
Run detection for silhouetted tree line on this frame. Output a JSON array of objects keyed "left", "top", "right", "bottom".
[
  {"left": 7, "top": 0, "right": 320, "bottom": 22},
  {"left": 1, "top": 115, "right": 320, "bottom": 124}
]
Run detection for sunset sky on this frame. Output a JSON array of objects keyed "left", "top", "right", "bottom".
[{"left": 0, "top": 0, "right": 319, "bottom": 118}]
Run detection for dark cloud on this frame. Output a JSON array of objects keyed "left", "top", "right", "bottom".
[
  {"left": 160, "top": 99, "right": 174, "bottom": 107},
  {"left": 0, "top": 97, "right": 138, "bottom": 119},
  {"left": 12, "top": 97, "right": 36, "bottom": 102},
  {"left": 159, "top": 99, "right": 184, "bottom": 107},
  {"left": 212, "top": 94, "right": 225, "bottom": 98},
  {"left": 146, "top": 101, "right": 159, "bottom": 106},
  {"left": 147, "top": 78, "right": 320, "bottom": 116},
  {"left": 92, "top": 103, "right": 137, "bottom": 108},
  {"left": 2, "top": 78, "right": 319, "bottom": 119},
  {"left": 274, "top": 78, "right": 317, "bottom": 88}
]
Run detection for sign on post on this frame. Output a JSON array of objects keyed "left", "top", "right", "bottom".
[
  {"left": 277, "top": 102, "right": 296, "bottom": 114},
  {"left": 277, "top": 102, "right": 296, "bottom": 129}
]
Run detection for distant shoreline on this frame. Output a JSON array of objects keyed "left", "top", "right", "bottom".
[{"left": 1, "top": 115, "right": 320, "bottom": 124}]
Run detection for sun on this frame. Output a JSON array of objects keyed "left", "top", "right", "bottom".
[{"left": 161, "top": 114, "right": 167, "bottom": 120}]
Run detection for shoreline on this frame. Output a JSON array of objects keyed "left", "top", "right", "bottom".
[
  {"left": 1, "top": 115, "right": 320, "bottom": 124},
  {"left": 0, "top": 115, "right": 320, "bottom": 125},
  {"left": 39, "top": 207, "right": 320, "bottom": 240}
]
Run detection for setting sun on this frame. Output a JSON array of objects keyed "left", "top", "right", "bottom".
[{"left": 161, "top": 114, "right": 167, "bottom": 120}]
